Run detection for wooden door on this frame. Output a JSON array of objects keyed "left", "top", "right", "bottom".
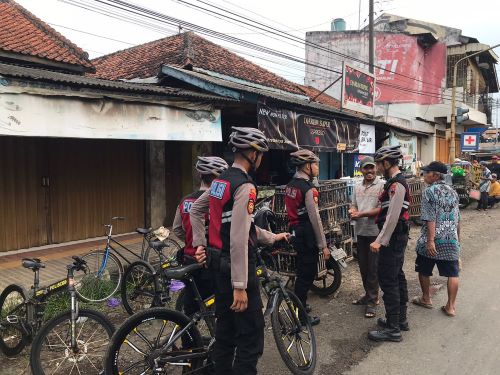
[
  {"left": 47, "top": 139, "right": 145, "bottom": 244},
  {"left": 0, "top": 137, "right": 49, "bottom": 251}
]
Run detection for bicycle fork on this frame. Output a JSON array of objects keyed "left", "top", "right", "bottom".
[{"left": 67, "top": 269, "right": 79, "bottom": 351}]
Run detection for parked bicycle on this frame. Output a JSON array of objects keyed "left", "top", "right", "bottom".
[
  {"left": 105, "top": 246, "right": 316, "bottom": 375},
  {"left": 77, "top": 216, "right": 182, "bottom": 302},
  {"left": 0, "top": 256, "right": 114, "bottom": 374}
]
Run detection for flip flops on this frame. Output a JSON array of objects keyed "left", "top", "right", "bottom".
[
  {"left": 441, "top": 306, "right": 456, "bottom": 317},
  {"left": 365, "top": 305, "right": 377, "bottom": 318},
  {"left": 411, "top": 296, "right": 433, "bottom": 309}
]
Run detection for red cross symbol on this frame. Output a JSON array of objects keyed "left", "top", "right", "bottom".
[{"left": 465, "top": 135, "right": 476, "bottom": 145}]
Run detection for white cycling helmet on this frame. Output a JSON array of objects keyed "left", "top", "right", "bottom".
[
  {"left": 228, "top": 127, "right": 269, "bottom": 152},
  {"left": 196, "top": 156, "right": 229, "bottom": 176}
]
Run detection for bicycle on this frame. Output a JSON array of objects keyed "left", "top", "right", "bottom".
[
  {"left": 0, "top": 256, "right": 115, "bottom": 374},
  {"left": 77, "top": 216, "right": 182, "bottom": 302},
  {"left": 120, "top": 240, "right": 186, "bottom": 315},
  {"left": 105, "top": 246, "right": 316, "bottom": 375}
]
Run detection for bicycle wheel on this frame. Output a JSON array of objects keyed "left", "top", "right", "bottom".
[
  {"left": 75, "top": 250, "right": 123, "bottom": 302},
  {"left": 144, "top": 238, "right": 182, "bottom": 268},
  {"left": 271, "top": 291, "right": 317, "bottom": 375},
  {"left": 310, "top": 259, "right": 342, "bottom": 296},
  {"left": 105, "top": 307, "right": 204, "bottom": 375},
  {"left": 0, "top": 284, "right": 28, "bottom": 356},
  {"left": 122, "top": 260, "right": 161, "bottom": 315},
  {"left": 30, "top": 308, "right": 114, "bottom": 375}
]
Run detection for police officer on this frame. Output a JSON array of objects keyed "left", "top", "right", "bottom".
[
  {"left": 189, "top": 127, "right": 289, "bottom": 375},
  {"left": 285, "top": 149, "right": 329, "bottom": 326},
  {"left": 368, "top": 145, "right": 410, "bottom": 342},
  {"left": 172, "top": 156, "right": 228, "bottom": 316}
]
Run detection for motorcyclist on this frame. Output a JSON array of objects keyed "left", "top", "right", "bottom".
[
  {"left": 285, "top": 148, "right": 329, "bottom": 326},
  {"left": 368, "top": 144, "right": 411, "bottom": 342},
  {"left": 172, "top": 156, "right": 228, "bottom": 316},
  {"left": 189, "top": 127, "right": 289, "bottom": 375}
]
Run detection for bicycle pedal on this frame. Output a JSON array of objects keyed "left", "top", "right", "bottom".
[{"left": 6, "top": 315, "right": 19, "bottom": 324}]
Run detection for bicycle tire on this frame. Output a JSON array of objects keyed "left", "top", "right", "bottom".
[
  {"left": 121, "top": 260, "right": 161, "bottom": 315},
  {"left": 271, "top": 291, "right": 317, "bottom": 375},
  {"left": 310, "top": 259, "right": 342, "bottom": 296},
  {"left": 30, "top": 308, "right": 114, "bottom": 375},
  {"left": 0, "top": 284, "right": 29, "bottom": 356},
  {"left": 143, "top": 238, "right": 183, "bottom": 267},
  {"left": 75, "top": 250, "right": 123, "bottom": 302},
  {"left": 105, "top": 307, "right": 204, "bottom": 375}
]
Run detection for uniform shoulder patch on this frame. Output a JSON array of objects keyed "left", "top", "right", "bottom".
[
  {"left": 210, "top": 180, "right": 227, "bottom": 200},
  {"left": 248, "top": 188, "right": 257, "bottom": 214},
  {"left": 312, "top": 188, "right": 319, "bottom": 204},
  {"left": 182, "top": 199, "right": 195, "bottom": 213}
]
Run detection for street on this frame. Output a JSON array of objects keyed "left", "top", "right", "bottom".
[{"left": 1, "top": 206, "right": 499, "bottom": 374}]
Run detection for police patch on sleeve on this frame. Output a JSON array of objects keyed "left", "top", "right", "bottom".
[
  {"left": 248, "top": 188, "right": 257, "bottom": 214},
  {"left": 312, "top": 188, "right": 319, "bottom": 204}
]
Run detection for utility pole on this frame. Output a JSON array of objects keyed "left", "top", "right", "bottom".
[
  {"left": 368, "top": 0, "right": 374, "bottom": 73},
  {"left": 450, "top": 43, "right": 500, "bottom": 163}
]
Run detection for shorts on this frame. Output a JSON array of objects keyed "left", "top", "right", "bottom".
[{"left": 415, "top": 254, "right": 459, "bottom": 278}]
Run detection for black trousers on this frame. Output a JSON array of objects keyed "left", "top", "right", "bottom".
[
  {"left": 213, "top": 306, "right": 264, "bottom": 375},
  {"left": 294, "top": 254, "right": 318, "bottom": 309},
  {"left": 356, "top": 235, "right": 379, "bottom": 305},
  {"left": 477, "top": 191, "right": 489, "bottom": 209},
  {"left": 488, "top": 196, "right": 500, "bottom": 207},
  {"left": 377, "top": 231, "right": 409, "bottom": 319},
  {"left": 183, "top": 268, "right": 215, "bottom": 316}
]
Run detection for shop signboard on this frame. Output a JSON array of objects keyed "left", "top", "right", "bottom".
[
  {"left": 341, "top": 63, "right": 375, "bottom": 116},
  {"left": 359, "top": 124, "right": 375, "bottom": 154},
  {"left": 257, "top": 103, "right": 360, "bottom": 151}
]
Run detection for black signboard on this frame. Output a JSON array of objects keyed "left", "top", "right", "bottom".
[{"left": 257, "top": 103, "right": 360, "bottom": 151}]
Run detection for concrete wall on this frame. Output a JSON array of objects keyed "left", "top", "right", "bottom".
[{"left": 145, "top": 141, "right": 167, "bottom": 229}]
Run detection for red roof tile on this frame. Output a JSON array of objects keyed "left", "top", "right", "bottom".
[
  {"left": 298, "top": 85, "right": 341, "bottom": 109},
  {"left": 92, "top": 32, "right": 307, "bottom": 95},
  {"left": 0, "top": 0, "right": 93, "bottom": 70}
]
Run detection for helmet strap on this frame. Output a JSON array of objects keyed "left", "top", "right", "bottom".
[{"left": 239, "top": 150, "right": 259, "bottom": 171}]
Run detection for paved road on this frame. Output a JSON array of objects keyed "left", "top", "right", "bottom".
[{"left": 347, "top": 227, "right": 500, "bottom": 375}]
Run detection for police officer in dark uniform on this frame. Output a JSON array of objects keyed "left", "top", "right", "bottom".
[
  {"left": 190, "top": 127, "right": 288, "bottom": 375},
  {"left": 368, "top": 145, "right": 411, "bottom": 342},
  {"left": 172, "top": 156, "right": 228, "bottom": 316},
  {"left": 285, "top": 149, "right": 329, "bottom": 326}
]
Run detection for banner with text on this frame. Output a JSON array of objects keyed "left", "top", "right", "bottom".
[
  {"left": 257, "top": 103, "right": 360, "bottom": 151},
  {"left": 341, "top": 63, "right": 375, "bottom": 115}
]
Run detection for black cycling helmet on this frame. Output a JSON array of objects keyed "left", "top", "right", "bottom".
[
  {"left": 228, "top": 127, "right": 269, "bottom": 152},
  {"left": 289, "top": 149, "right": 320, "bottom": 165},
  {"left": 374, "top": 145, "right": 403, "bottom": 162},
  {"left": 196, "top": 156, "right": 228, "bottom": 176}
]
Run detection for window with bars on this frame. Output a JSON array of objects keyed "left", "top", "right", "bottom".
[{"left": 446, "top": 54, "right": 469, "bottom": 88}]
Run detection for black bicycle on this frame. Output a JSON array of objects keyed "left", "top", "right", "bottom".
[
  {"left": 0, "top": 256, "right": 114, "bottom": 374},
  {"left": 77, "top": 217, "right": 182, "bottom": 302},
  {"left": 106, "top": 247, "right": 316, "bottom": 375}
]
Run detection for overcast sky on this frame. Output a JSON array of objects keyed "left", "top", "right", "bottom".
[{"left": 15, "top": 0, "right": 500, "bottom": 82}]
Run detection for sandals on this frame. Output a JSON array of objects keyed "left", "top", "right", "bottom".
[
  {"left": 352, "top": 297, "right": 368, "bottom": 306},
  {"left": 441, "top": 306, "right": 456, "bottom": 317},
  {"left": 365, "top": 305, "right": 377, "bottom": 318},
  {"left": 411, "top": 296, "right": 433, "bottom": 309}
]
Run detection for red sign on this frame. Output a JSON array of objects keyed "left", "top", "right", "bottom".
[
  {"left": 341, "top": 63, "right": 375, "bottom": 115},
  {"left": 374, "top": 34, "right": 446, "bottom": 105}
]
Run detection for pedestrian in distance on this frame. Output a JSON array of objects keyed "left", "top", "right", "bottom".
[
  {"left": 189, "top": 127, "right": 289, "bottom": 375},
  {"left": 367, "top": 145, "right": 411, "bottom": 343},
  {"left": 172, "top": 156, "right": 228, "bottom": 316},
  {"left": 285, "top": 148, "right": 329, "bottom": 326},
  {"left": 349, "top": 156, "right": 384, "bottom": 318},
  {"left": 487, "top": 173, "right": 500, "bottom": 208},
  {"left": 477, "top": 161, "right": 492, "bottom": 211},
  {"left": 412, "top": 161, "right": 461, "bottom": 317}
]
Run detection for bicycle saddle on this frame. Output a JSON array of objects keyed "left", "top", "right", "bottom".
[
  {"left": 163, "top": 263, "right": 203, "bottom": 280},
  {"left": 136, "top": 227, "right": 152, "bottom": 235},
  {"left": 22, "top": 258, "right": 45, "bottom": 270}
]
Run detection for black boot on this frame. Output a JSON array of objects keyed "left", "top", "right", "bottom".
[
  {"left": 368, "top": 315, "right": 402, "bottom": 342},
  {"left": 377, "top": 306, "right": 409, "bottom": 331}
]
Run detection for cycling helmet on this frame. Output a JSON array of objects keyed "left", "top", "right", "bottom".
[
  {"left": 289, "top": 149, "right": 320, "bottom": 165},
  {"left": 374, "top": 145, "right": 403, "bottom": 162},
  {"left": 228, "top": 127, "right": 269, "bottom": 152},
  {"left": 196, "top": 156, "right": 228, "bottom": 176}
]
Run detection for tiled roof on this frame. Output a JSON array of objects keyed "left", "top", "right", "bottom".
[
  {"left": 298, "top": 85, "right": 341, "bottom": 109},
  {"left": 92, "top": 32, "right": 305, "bottom": 95},
  {"left": 0, "top": 0, "right": 93, "bottom": 71}
]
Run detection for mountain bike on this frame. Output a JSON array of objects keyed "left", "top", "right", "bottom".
[
  {"left": 76, "top": 217, "right": 182, "bottom": 302},
  {"left": 0, "top": 256, "right": 114, "bottom": 374},
  {"left": 105, "top": 246, "right": 316, "bottom": 375}
]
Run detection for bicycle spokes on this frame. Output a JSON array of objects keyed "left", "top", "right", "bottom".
[{"left": 115, "top": 318, "right": 197, "bottom": 374}]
